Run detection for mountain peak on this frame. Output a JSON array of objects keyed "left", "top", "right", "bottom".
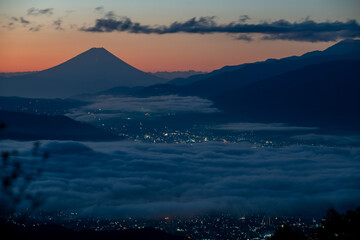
[
  {"left": 324, "top": 39, "right": 360, "bottom": 55},
  {"left": 87, "top": 47, "right": 108, "bottom": 52},
  {"left": 81, "top": 47, "right": 114, "bottom": 57},
  {"left": 65, "top": 47, "right": 125, "bottom": 66},
  {"left": 0, "top": 47, "right": 167, "bottom": 98}
]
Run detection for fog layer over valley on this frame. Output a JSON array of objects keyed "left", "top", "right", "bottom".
[{"left": 1, "top": 140, "right": 359, "bottom": 218}]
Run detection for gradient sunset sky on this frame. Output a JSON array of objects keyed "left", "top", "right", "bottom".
[{"left": 1, "top": 0, "right": 359, "bottom": 72}]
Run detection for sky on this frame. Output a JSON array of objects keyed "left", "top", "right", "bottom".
[{"left": 0, "top": 0, "right": 360, "bottom": 72}]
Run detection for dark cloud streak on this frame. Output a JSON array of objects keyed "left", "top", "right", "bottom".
[
  {"left": 80, "top": 15, "right": 360, "bottom": 42},
  {"left": 29, "top": 25, "right": 42, "bottom": 32},
  {"left": 238, "top": 15, "right": 250, "bottom": 23},
  {"left": 235, "top": 34, "right": 253, "bottom": 41},
  {"left": 27, "top": 8, "right": 54, "bottom": 16},
  {"left": 53, "top": 19, "right": 63, "bottom": 30},
  {"left": 94, "top": 6, "right": 104, "bottom": 13},
  {"left": 20, "top": 17, "right": 30, "bottom": 25}
]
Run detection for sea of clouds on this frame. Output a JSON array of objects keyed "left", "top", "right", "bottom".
[
  {"left": 1, "top": 140, "right": 359, "bottom": 218},
  {"left": 68, "top": 95, "right": 219, "bottom": 121}
]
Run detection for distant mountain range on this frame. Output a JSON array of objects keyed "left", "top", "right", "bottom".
[
  {"left": 129, "top": 39, "right": 360, "bottom": 127},
  {"left": 0, "top": 110, "right": 121, "bottom": 141},
  {"left": 134, "top": 39, "right": 360, "bottom": 98},
  {"left": 2, "top": 40, "right": 358, "bottom": 100},
  {"left": 0, "top": 96, "right": 86, "bottom": 115},
  {"left": 0, "top": 48, "right": 167, "bottom": 98},
  {"left": 151, "top": 70, "right": 207, "bottom": 80},
  {"left": 0, "top": 39, "right": 359, "bottom": 135}
]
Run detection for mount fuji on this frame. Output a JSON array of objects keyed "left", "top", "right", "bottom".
[{"left": 0, "top": 48, "right": 167, "bottom": 98}]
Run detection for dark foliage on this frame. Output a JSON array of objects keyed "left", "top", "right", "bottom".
[
  {"left": 271, "top": 207, "right": 360, "bottom": 240},
  {"left": 315, "top": 207, "right": 360, "bottom": 240},
  {"left": 270, "top": 224, "right": 306, "bottom": 240},
  {"left": 0, "top": 139, "right": 49, "bottom": 219},
  {"left": 0, "top": 223, "right": 187, "bottom": 240}
]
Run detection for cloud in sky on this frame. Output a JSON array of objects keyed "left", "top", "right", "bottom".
[
  {"left": 28, "top": 25, "right": 42, "bottom": 32},
  {"left": 235, "top": 34, "right": 253, "bottom": 41},
  {"left": 7, "top": 8, "right": 360, "bottom": 42},
  {"left": 238, "top": 15, "right": 251, "bottom": 23},
  {"left": 3, "top": 7, "right": 54, "bottom": 31},
  {"left": 4, "top": 16, "right": 30, "bottom": 29},
  {"left": 20, "top": 17, "right": 30, "bottom": 25},
  {"left": 94, "top": 6, "right": 104, "bottom": 13},
  {"left": 53, "top": 19, "right": 63, "bottom": 30},
  {"left": 80, "top": 14, "right": 360, "bottom": 42},
  {"left": 27, "top": 8, "right": 54, "bottom": 16},
  {"left": 104, "top": 11, "right": 116, "bottom": 19},
  {"left": 1, "top": 140, "right": 359, "bottom": 218}
]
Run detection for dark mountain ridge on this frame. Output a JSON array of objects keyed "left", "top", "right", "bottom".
[
  {"left": 0, "top": 110, "right": 121, "bottom": 141},
  {"left": 170, "top": 39, "right": 360, "bottom": 87},
  {"left": 212, "top": 60, "right": 360, "bottom": 128},
  {"left": 135, "top": 39, "right": 360, "bottom": 98},
  {"left": 151, "top": 70, "right": 206, "bottom": 80}
]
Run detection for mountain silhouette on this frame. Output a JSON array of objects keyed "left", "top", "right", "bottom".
[
  {"left": 178, "top": 39, "right": 360, "bottom": 87},
  {"left": 323, "top": 39, "right": 360, "bottom": 55},
  {"left": 135, "top": 39, "right": 360, "bottom": 98},
  {"left": 0, "top": 48, "right": 167, "bottom": 98},
  {"left": 212, "top": 60, "right": 360, "bottom": 128},
  {"left": 152, "top": 70, "right": 206, "bottom": 81},
  {"left": 0, "top": 110, "right": 121, "bottom": 141}
]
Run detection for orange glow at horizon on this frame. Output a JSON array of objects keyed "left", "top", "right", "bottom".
[{"left": 0, "top": 29, "right": 333, "bottom": 73}]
